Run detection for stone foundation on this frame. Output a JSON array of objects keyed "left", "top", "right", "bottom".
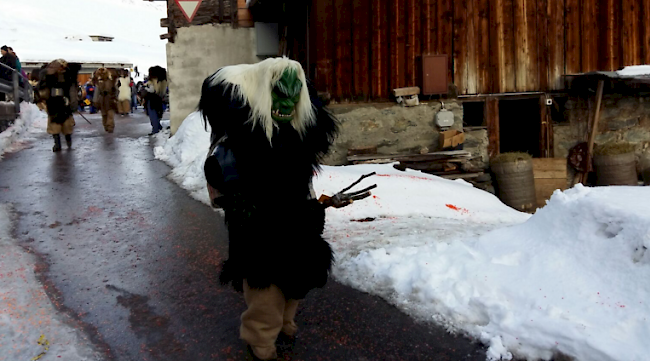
[
  {"left": 323, "top": 101, "right": 488, "bottom": 169},
  {"left": 554, "top": 94, "right": 650, "bottom": 174}
]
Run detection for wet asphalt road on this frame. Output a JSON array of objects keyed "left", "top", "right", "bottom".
[{"left": 0, "top": 110, "right": 486, "bottom": 361}]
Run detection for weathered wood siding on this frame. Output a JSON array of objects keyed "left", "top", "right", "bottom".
[{"left": 309, "top": 0, "right": 650, "bottom": 100}]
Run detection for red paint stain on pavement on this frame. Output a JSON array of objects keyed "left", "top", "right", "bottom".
[{"left": 85, "top": 206, "right": 103, "bottom": 216}]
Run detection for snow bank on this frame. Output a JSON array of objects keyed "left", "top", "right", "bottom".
[
  {"left": 0, "top": 102, "right": 47, "bottom": 160},
  {"left": 334, "top": 184, "right": 650, "bottom": 360},
  {"left": 0, "top": 204, "right": 99, "bottom": 360},
  {"left": 154, "top": 111, "right": 650, "bottom": 361},
  {"left": 153, "top": 112, "right": 211, "bottom": 205}
]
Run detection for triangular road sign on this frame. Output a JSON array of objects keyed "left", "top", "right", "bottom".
[{"left": 175, "top": 0, "right": 202, "bottom": 23}]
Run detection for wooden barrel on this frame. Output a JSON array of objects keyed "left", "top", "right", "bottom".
[
  {"left": 491, "top": 158, "right": 536, "bottom": 212},
  {"left": 594, "top": 152, "right": 637, "bottom": 186}
]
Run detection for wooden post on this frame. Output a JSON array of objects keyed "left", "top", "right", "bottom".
[
  {"left": 218, "top": 0, "right": 224, "bottom": 23},
  {"left": 582, "top": 79, "right": 605, "bottom": 183},
  {"left": 539, "top": 95, "right": 548, "bottom": 157},
  {"left": 12, "top": 71, "right": 20, "bottom": 115},
  {"left": 231, "top": 0, "right": 237, "bottom": 28},
  {"left": 485, "top": 97, "right": 500, "bottom": 158}
]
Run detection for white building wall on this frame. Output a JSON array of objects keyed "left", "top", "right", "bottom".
[{"left": 166, "top": 24, "right": 258, "bottom": 134}]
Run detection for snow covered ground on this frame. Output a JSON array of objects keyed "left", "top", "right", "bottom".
[
  {"left": 0, "top": 102, "right": 47, "bottom": 160},
  {"left": 0, "top": 204, "right": 100, "bottom": 360},
  {"left": 154, "top": 111, "right": 650, "bottom": 361},
  {"left": 0, "top": 0, "right": 167, "bottom": 80}
]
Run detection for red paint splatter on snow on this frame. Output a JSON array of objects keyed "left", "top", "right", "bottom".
[{"left": 445, "top": 204, "right": 469, "bottom": 215}]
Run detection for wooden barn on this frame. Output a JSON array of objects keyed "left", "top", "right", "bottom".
[
  {"left": 264, "top": 0, "right": 650, "bottom": 158},
  {"left": 160, "top": 0, "right": 650, "bottom": 175},
  {"left": 278, "top": 0, "right": 650, "bottom": 99}
]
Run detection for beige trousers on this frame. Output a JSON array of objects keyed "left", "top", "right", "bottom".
[
  {"left": 47, "top": 116, "right": 75, "bottom": 135},
  {"left": 102, "top": 110, "right": 115, "bottom": 133},
  {"left": 117, "top": 100, "right": 130, "bottom": 114},
  {"left": 241, "top": 280, "right": 300, "bottom": 360}
]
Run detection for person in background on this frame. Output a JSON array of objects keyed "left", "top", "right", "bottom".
[
  {"left": 144, "top": 66, "right": 167, "bottom": 135},
  {"left": 85, "top": 80, "right": 96, "bottom": 114},
  {"left": 94, "top": 67, "right": 118, "bottom": 133},
  {"left": 0, "top": 45, "right": 18, "bottom": 101},
  {"left": 30, "top": 68, "right": 46, "bottom": 110},
  {"left": 116, "top": 69, "right": 131, "bottom": 116},
  {"left": 0, "top": 45, "right": 17, "bottom": 80},
  {"left": 130, "top": 77, "right": 137, "bottom": 112},
  {"left": 136, "top": 80, "right": 146, "bottom": 108},
  {"left": 37, "top": 59, "right": 80, "bottom": 151},
  {"left": 77, "top": 83, "right": 86, "bottom": 112},
  {"left": 7, "top": 47, "right": 21, "bottom": 73}
]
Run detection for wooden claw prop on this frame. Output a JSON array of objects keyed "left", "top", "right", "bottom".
[{"left": 318, "top": 172, "right": 378, "bottom": 209}]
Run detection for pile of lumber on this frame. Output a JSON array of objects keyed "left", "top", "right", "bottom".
[{"left": 347, "top": 150, "right": 485, "bottom": 180}]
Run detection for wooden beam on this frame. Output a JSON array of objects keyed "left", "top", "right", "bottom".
[
  {"left": 536, "top": 0, "right": 549, "bottom": 91},
  {"left": 160, "top": 18, "right": 169, "bottom": 27},
  {"left": 622, "top": 0, "right": 642, "bottom": 65},
  {"left": 582, "top": 80, "right": 605, "bottom": 183},
  {"left": 565, "top": 0, "right": 581, "bottom": 74},
  {"left": 352, "top": 0, "right": 370, "bottom": 101},
  {"left": 334, "top": 0, "right": 353, "bottom": 100},
  {"left": 453, "top": 0, "right": 469, "bottom": 94},
  {"left": 371, "top": 0, "right": 388, "bottom": 99},
  {"left": 548, "top": 0, "right": 565, "bottom": 89},
  {"left": 645, "top": 0, "right": 650, "bottom": 64},
  {"left": 485, "top": 97, "right": 500, "bottom": 158},
  {"left": 160, "top": 33, "right": 172, "bottom": 40},
  {"left": 539, "top": 95, "right": 550, "bottom": 158},
  {"left": 393, "top": 86, "right": 420, "bottom": 97},
  {"left": 466, "top": 0, "right": 477, "bottom": 94},
  {"left": 477, "top": 0, "right": 490, "bottom": 94},
  {"left": 438, "top": 0, "right": 453, "bottom": 85}
]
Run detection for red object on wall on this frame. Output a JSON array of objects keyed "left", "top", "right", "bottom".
[
  {"left": 175, "top": 0, "right": 203, "bottom": 23},
  {"left": 422, "top": 54, "right": 448, "bottom": 95}
]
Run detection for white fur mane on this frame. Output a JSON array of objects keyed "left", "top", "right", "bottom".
[{"left": 209, "top": 57, "right": 315, "bottom": 142}]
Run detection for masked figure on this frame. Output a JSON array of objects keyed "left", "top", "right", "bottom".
[
  {"left": 200, "top": 57, "right": 338, "bottom": 361},
  {"left": 37, "top": 59, "right": 80, "bottom": 151},
  {"left": 94, "top": 67, "right": 118, "bottom": 133}
]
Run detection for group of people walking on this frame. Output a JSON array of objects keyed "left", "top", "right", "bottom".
[
  {"left": 79, "top": 67, "right": 167, "bottom": 135},
  {"left": 31, "top": 60, "right": 168, "bottom": 151}
]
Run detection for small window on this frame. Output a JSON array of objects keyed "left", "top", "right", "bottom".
[{"left": 462, "top": 101, "right": 485, "bottom": 127}]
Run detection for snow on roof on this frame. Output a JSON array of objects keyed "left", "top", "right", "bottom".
[
  {"left": 617, "top": 65, "right": 650, "bottom": 77},
  {"left": 0, "top": 0, "right": 166, "bottom": 80}
]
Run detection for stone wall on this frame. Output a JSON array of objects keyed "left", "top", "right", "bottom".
[
  {"left": 554, "top": 95, "right": 650, "bottom": 166},
  {"left": 166, "top": 24, "right": 258, "bottom": 134},
  {"left": 322, "top": 101, "right": 489, "bottom": 169}
]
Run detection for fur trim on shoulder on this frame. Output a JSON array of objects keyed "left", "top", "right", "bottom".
[{"left": 207, "top": 57, "right": 315, "bottom": 142}]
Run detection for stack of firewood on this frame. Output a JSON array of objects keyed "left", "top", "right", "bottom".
[{"left": 347, "top": 149, "right": 485, "bottom": 180}]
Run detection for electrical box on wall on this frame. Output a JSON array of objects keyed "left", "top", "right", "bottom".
[
  {"left": 435, "top": 103, "right": 455, "bottom": 128},
  {"left": 255, "top": 22, "right": 279, "bottom": 57}
]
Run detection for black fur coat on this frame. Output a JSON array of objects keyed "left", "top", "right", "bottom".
[
  {"left": 200, "top": 68, "right": 338, "bottom": 300},
  {"left": 38, "top": 61, "right": 81, "bottom": 124}
]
